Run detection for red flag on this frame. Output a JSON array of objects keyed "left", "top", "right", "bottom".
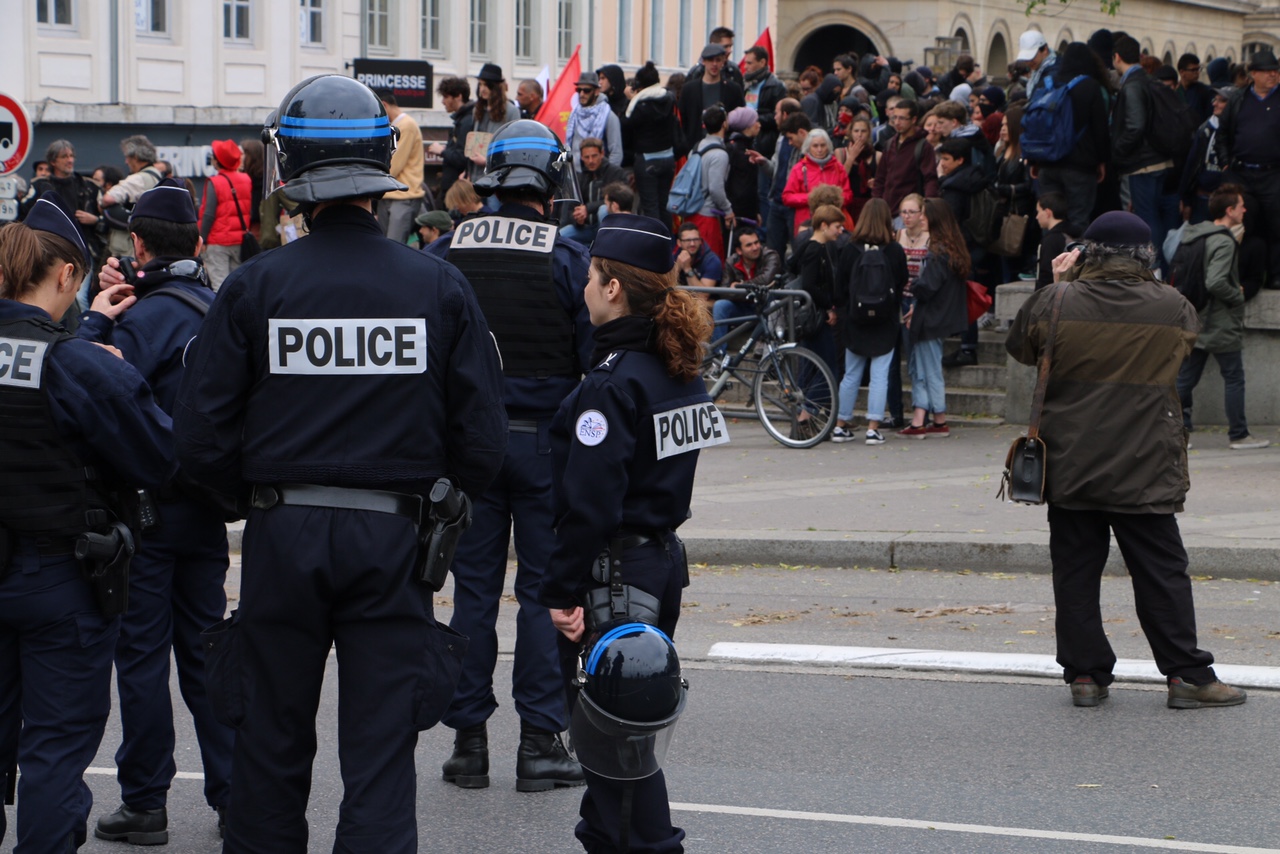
[
  {"left": 535, "top": 45, "right": 581, "bottom": 144},
  {"left": 739, "top": 27, "right": 774, "bottom": 74}
]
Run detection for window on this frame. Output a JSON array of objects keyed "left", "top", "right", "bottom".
[
  {"left": 470, "top": 0, "right": 488, "bottom": 55},
  {"left": 732, "top": 0, "right": 743, "bottom": 53},
  {"left": 757, "top": 0, "right": 766, "bottom": 37},
  {"left": 616, "top": 0, "right": 631, "bottom": 63},
  {"left": 223, "top": 0, "right": 250, "bottom": 39},
  {"left": 421, "top": 0, "right": 441, "bottom": 52},
  {"left": 515, "top": 0, "right": 533, "bottom": 60},
  {"left": 678, "top": 0, "right": 691, "bottom": 66},
  {"left": 705, "top": 0, "right": 715, "bottom": 42},
  {"left": 367, "top": 0, "right": 389, "bottom": 49},
  {"left": 37, "top": 0, "right": 73, "bottom": 25},
  {"left": 557, "top": 0, "right": 574, "bottom": 60},
  {"left": 135, "top": 0, "right": 166, "bottom": 33},
  {"left": 300, "top": 0, "right": 322, "bottom": 44},
  {"left": 650, "top": 0, "right": 664, "bottom": 66}
]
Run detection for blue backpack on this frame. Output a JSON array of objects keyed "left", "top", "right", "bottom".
[
  {"left": 1020, "top": 75, "right": 1088, "bottom": 163},
  {"left": 667, "top": 140, "right": 724, "bottom": 216}
]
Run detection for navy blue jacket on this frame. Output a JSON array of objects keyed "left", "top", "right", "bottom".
[
  {"left": 0, "top": 300, "right": 176, "bottom": 492},
  {"left": 438, "top": 202, "right": 594, "bottom": 417},
  {"left": 538, "top": 348, "right": 728, "bottom": 608},
  {"left": 172, "top": 204, "right": 507, "bottom": 498}
]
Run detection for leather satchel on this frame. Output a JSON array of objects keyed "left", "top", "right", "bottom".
[
  {"left": 990, "top": 212, "right": 1030, "bottom": 257},
  {"left": 1000, "top": 282, "right": 1068, "bottom": 505}
]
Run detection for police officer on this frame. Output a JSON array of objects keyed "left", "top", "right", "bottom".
[
  {"left": 539, "top": 214, "right": 727, "bottom": 854},
  {"left": 439, "top": 120, "right": 594, "bottom": 791},
  {"left": 79, "top": 181, "right": 233, "bottom": 844},
  {"left": 172, "top": 75, "right": 506, "bottom": 853},
  {"left": 0, "top": 192, "right": 175, "bottom": 852}
]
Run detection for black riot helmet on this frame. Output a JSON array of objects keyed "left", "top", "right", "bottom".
[
  {"left": 473, "top": 119, "right": 580, "bottom": 205},
  {"left": 567, "top": 621, "right": 688, "bottom": 780},
  {"left": 261, "top": 74, "right": 406, "bottom": 205}
]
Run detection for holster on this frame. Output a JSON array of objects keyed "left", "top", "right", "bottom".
[
  {"left": 74, "top": 521, "right": 135, "bottom": 618},
  {"left": 415, "top": 478, "right": 473, "bottom": 592},
  {"left": 584, "top": 533, "right": 667, "bottom": 630}
]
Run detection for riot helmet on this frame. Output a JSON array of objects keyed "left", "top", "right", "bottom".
[
  {"left": 473, "top": 120, "right": 580, "bottom": 205},
  {"left": 261, "top": 74, "right": 406, "bottom": 205},
  {"left": 567, "top": 621, "right": 688, "bottom": 780}
]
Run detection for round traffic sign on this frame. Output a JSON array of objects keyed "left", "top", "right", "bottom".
[{"left": 0, "top": 92, "right": 33, "bottom": 176}]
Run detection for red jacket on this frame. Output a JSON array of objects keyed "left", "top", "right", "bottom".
[
  {"left": 781, "top": 157, "right": 853, "bottom": 234},
  {"left": 200, "top": 170, "right": 251, "bottom": 247}
]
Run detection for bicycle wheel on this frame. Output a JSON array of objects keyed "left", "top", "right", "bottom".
[{"left": 753, "top": 346, "right": 837, "bottom": 449}]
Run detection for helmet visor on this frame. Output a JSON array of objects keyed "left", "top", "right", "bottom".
[
  {"left": 548, "top": 149, "right": 581, "bottom": 206},
  {"left": 567, "top": 685, "right": 687, "bottom": 780},
  {"left": 260, "top": 116, "right": 287, "bottom": 206}
]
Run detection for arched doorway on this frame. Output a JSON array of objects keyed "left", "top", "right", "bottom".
[
  {"left": 988, "top": 32, "right": 1009, "bottom": 81},
  {"left": 955, "top": 28, "right": 971, "bottom": 53},
  {"left": 792, "top": 24, "right": 880, "bottom": 72}
]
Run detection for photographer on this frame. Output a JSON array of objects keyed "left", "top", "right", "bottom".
[{"left": 81, "top": 181, "right": 233, "bottom": 843}]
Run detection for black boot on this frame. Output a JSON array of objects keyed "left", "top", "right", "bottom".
[
  {"left": 94, "top": 804, "right": 169, "bottom": 845},
  {"left": 442, "top": 722, "right": 490, "bottom": 788},
  {"left": 516, "top": 721, "right": 585, "bottom": 792}
]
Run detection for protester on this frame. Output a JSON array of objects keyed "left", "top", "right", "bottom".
[
  {"left": 198, "top": 139, "right": 252, "bottom": 290},
  {"left": 782, "top": 129, "right": 852, "bottom": 235}
]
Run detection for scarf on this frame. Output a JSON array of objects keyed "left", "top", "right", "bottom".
[
  {"left": 590, "top": 315, "right": 657, "bottom": 367},
  {"left": 566, "top": 99, "right": 611, "bottom": 148},
  {"left": 626, "top": 83, "right": 669, "bottom": 117},
  {"left": 743, "top": 66, "right": 770, "bottom": 86}
]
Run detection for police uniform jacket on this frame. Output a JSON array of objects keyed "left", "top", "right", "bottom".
[
  {"left": 537, "top": 322, "right": 729, "bottom": 609},
  {"left": 172, "top": 204, "right": 506, "bottom": 499},
  {"left": 441, "top": 202, "right": 594, "bottom": 417}
]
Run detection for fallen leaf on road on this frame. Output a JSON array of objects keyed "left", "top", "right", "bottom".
[
  {"left": 1076, "top": 783, "right": 1101, "bottom": 788},
  {"left": 722, "top": 610, "right": 804, "bottom": 627},
  {"left": 901, "top": 603, "right": 1015, "bottom": 618},
  {"left": 1019, "top": 630, "right": 1038, "bottom": 635}
]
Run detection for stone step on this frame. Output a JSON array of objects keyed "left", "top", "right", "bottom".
[
  {"left": 945, "top": 363, "right": 1006, "bottom": 389},
  {"left": 847, "top": 384, "right": 1006, "bottom": 420}
]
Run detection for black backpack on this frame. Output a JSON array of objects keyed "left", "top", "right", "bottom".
[
  {"left": 1145, "top": 78, "right": 1197, "bottom": 161},
  {"left": 850, "top": 243, "right": 896, "bottom": 324},
  {"left": 1169, "top": 227, "right": 1233, "bottom": 312}
]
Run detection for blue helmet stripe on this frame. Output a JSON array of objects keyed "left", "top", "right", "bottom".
[
  {"left": 488, "top": 137, "right": 562, "bottom": 154},
  {"left": 279, "top": 116, "right": 390, "bottom": 129},
  {"left": 585, "top": 622, "right": 672, "bottom": 674},
  {"left": 277, "top": 126, "right": 393, "bottom": 138}
]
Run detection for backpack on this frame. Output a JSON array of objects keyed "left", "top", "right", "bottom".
[
  {"left": 1144, "top": 78, "right": 1198, "bottom": 160},
  {"left": 850, "top": 243, "right": 896, "bottom": 324},
  {"left": 1020, "top": 75, "right": 1088, "bottom": 163},
  {"left": 667, "top": 139, "right": 724, "bottom": 216},
  {"left": 1169, "top": 227, "right": 1233, "bottom": 312}
]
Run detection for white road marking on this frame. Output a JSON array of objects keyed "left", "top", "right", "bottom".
[
  {"left": 706, "top": 643, "right": 1280, "bottom": 690},
  {"left": 669, "top": 802, "right": 1280, "bottom": 852},
  {"left": 85, "top": 766, "right": 205, "bottom": 781}
]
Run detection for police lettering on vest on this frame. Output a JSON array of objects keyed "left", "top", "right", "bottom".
[
  {"left": 451, "top": 216, "right": 557, "bottom": 254},
  {"left": 653, "top": 402, "right": 731, "bottom": 460},
  {"left": 0, "top": 336, "right": 49, "bottom": 389},
  {"left": 268, "top": 319, "right": 428, "bottom": 375}
]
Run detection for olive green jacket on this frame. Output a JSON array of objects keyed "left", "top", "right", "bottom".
[
  {"left": 1181, "top": 221, "right": 1245, "bottom": 354},
  {"left": 1006, "top": 255, "right": 1197, "bottom": 513}
]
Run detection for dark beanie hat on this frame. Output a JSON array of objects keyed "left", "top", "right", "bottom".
[
  {"left": 1083, "top": 211, "right": 1151, "bottom": 246},
  {"left": 635, "top": 61, "right": 660, "bottom": 90},
  {"left": 1206, "top": 56, "right": 1230, "bottom": 87},
  {"left": 981, "top": 86, "right": 1007, "bottom": 110},
  {"left": 592, "top": 214, "right": 674, "bottom": 274}
]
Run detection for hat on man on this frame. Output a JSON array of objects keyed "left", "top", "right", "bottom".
[
  {"left": 575, "top": 71, "right": 601, "bottom": 90},
  {"left": 592, "top": 214, "right": 674, "bottom": 274},
  {"left": 1016, "top": 30, "right": 1048, "bottom": 62},
  {"left": 980, "top": 85, "right": 1007, "bottom": 110},
  {"left": 415, "top": 209, "right": 453, "bottom": 232},
  {"left": 25, "top": 191, "right": 93, "bottom": 269},
  {"left": 130, "top": 179, "right": 198, "bottom": 224},
  {"left": 1083, "top": 211, "right": 1151, "bottom": 247},
  {"left": 916, "top": 65, "right": 935, "bottom": 81},
  {"left": 210, "top": 139, "right": 242, "bottom": 171},
  {"left": 477, "top": 63, "right": 505, "bottom": 83},
  {"left": 1215, "top": 86, "right": 1236, "bottom": 100},
  {"left": 701, "top": 43, "right": 727, "bottom": 61},
  {"left": 726, "top": 106, "right": 758, "bottom": 133},
  {"left": 1248, "top": 49, "right": 1280, "bottom": 72}
]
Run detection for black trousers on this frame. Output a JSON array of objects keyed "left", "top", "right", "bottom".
[
  {"left": 1047, "top": 506, "right": 1216, "bottom": 687},
  {"left": 1225, "top": 168, "right": 1280, "bottom": 289}
]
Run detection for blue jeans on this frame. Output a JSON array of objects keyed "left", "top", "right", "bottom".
[
  {"left": 838, "top": 349, "right": 894, "bottom": 422},
  {"left": 1177, "top": 348, "right": 1249, "bottom": 440},
  {"left": 560, "top": 204, "right": 609, "bottom": 246},
  {"left": 711, "top": 297, "right": 754, "bottom": 351},
  {"left": 1125, "top": 168, "right": 1171, "bottom": 267},
  {"left": 907, "top": 337, "right": 946, "bottom": 415}
]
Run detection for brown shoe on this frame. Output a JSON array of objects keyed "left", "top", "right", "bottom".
[
  {"left": 1167, "top": 677, "right": 1247, "bottom": 709},
  {"left": 1070, "top": 676, "right": 1109, "bottom": 707}
]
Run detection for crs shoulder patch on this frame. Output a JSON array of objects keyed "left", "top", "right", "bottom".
[
  {"left": 575, "top": 409, "right": 609, "bottom": 446},
  {"left": 268, "top": 318, "right": 427, "bottom": 375},
  {"left": 653, "top": 401, "right": 730, "bottom": 460},
  {"left": 0, "top": 336, "right": 50, "bottom": 389},
  {"left": 450, "top": 216, "right": 557, "bottom": 254}
]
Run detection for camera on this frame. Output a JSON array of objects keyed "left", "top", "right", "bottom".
[{"left": 116, "top": 256, "right": 139, "bottom": 284}]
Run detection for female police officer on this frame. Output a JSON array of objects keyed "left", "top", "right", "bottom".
[
  {"left": 0, "top": 192, "right": 175, "bottom": 852},
  {"left": 539, "top": 214, "right": 728, "bottom": 854}
]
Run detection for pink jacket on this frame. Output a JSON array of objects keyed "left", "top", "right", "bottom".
[{"left": 782, "top": 156, "right": 853, "bottom": 215}]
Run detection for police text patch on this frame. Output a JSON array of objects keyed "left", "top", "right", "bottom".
[
  {"left": 268, "top": 319, "right": 427, "bottom": 375},
  {"left": 653, "top": 402, "right": 730, "bottom": 459},
  {"left": 0, "top": 337, "right": 49, "bottom": 389},
  {"left": 450, "top": 216, "right": 557, "bottom": 254}
]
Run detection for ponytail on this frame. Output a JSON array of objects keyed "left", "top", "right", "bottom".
[{"left": 593, "top": 258, "right": 712, "bottom": 382}]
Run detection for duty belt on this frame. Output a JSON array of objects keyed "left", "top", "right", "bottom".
[
  {"left": 1232, "top": 160, "right": 1280, "bottom": 172},
  {"left": 509, "top": 419, "right": 539, "bottom": 434},
  {"left": 250, "top": 484, "right": 423, "bottom": 524}
]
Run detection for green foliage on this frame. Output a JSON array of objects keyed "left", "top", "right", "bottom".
[{"left": 1018, "top": 0, "right": 1121, "bottom": 17}]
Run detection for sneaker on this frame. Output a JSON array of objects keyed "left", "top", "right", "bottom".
[
  {"left": 1070, "top": 676, "right": 1109, "bottom": 708},
  {"left": 1017, "top": 271, "right": 1037, "bottom": 281},
  {"left": 925, "top": 422, "right": 950, "bottom": 438},
  {"left": 1229, "top": 434, "right": 1270, "bottom": 450},
  {"left": 865, "top": 429, "right": 885, "bottom": 445},
  {"left": 977, "top": 311, "right": 996, "bottom": 329},
  {"left": 898, "top": 423, "right": 928, "bottom": 439},
  {"left": 941, "top": 349, "right": 977, "bottom": 368},
  {"left": 830, "top": 425, "right": 856, "bottom": 443},
  {"left": 1167, "top": 677, "right": 1247, "bottom": 709}
]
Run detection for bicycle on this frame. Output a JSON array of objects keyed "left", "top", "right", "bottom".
[{"left": 688, "top": 280, "right": 837, "bottom": 449}]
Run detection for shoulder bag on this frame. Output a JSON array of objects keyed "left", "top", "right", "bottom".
[
  {"left": 999, "top": 282, "right": 1068, "bottom": 505},
  {"left": 221, "top": 174, "right": 261, "bottom": 262}
]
